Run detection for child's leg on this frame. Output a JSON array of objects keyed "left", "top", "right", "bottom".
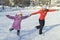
[
  {"left": 39, "top": 20, "right": 45, "bottom": 34},
  {"left": 17, "top": 30, "right": 20, "bottom": 36},
  {"left": 9, "top": 28, "right": 14, "bottom": 31}
]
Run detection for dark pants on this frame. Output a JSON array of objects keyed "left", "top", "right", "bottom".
[
  {"left": 9, "top": 28, "right": 20, "bottom": 36},
  {"left": 36, "top": 19, "right": 45, "bottom": 34}
]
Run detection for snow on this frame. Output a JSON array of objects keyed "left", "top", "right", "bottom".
[{"left": 0, "top": 6, "right": 60, "bottom": 40}]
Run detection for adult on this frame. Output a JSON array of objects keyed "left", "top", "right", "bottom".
[{"left": 31, "top": 5, "right": 56, "bottom": 35}]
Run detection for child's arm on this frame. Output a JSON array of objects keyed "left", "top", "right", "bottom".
[
  {"left": 6, "top": 15, "right": 15, "bottom": 19},
  {"left": 22, "top": 15, "right": 30, "bottom": 19}
]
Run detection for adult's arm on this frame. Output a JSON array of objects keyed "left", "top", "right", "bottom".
[{"left": 31, "top": 10, "right": 41, "bottom": 15}]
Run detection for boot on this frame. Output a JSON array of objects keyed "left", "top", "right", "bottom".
[
  {"left": 17, "top": 30, "right": 20, "bottom": 36},
  {"left": 35, "top": 26, "right": 40, "bottom": 29},
  {"left": 9, "top": 28, "right": 14, "bottom": 32},
  {"left": 39, "top": 29, "right": 42, "bottom": 35}
]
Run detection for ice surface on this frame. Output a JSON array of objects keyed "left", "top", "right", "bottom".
[{"left": 0, "top": 6, "right": 60, "bottom": 40}]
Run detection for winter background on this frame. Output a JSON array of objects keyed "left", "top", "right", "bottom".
[{"left": 0, "top": 6, "right": 60, "bottom": 40}]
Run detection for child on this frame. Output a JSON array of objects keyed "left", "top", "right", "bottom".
[{"left": 6, "top": 13, "right": 30, "bottom": 36}]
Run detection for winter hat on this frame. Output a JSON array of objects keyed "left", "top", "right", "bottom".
[
  {"left": 42, "top": 5, "right": 49, "bottom": 9},
  {"left": 17, "top": 12, "right": 22, "bottom": 16},
  {"left": 42, "top": 5, "right": 47, "bottom": 9},
  {"left": 17, "top": 12, "right": 22, "bottom": 14}
]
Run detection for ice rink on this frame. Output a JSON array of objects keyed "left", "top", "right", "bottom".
[{"left": 0, "top": 6, "right": 60, "bottom": 40}]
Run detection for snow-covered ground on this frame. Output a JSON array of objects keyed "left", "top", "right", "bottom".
[{"left": 0, "top": 6, "right": 60, "bottom": 40}]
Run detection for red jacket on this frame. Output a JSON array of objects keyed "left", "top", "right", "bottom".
[{"left": 32, "top": 9, "right": 56, "bottom": 20}]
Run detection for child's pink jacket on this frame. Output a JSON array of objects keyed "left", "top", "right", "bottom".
[{"left": 6, "top": 15, "right": 29, "bottom": 30}]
